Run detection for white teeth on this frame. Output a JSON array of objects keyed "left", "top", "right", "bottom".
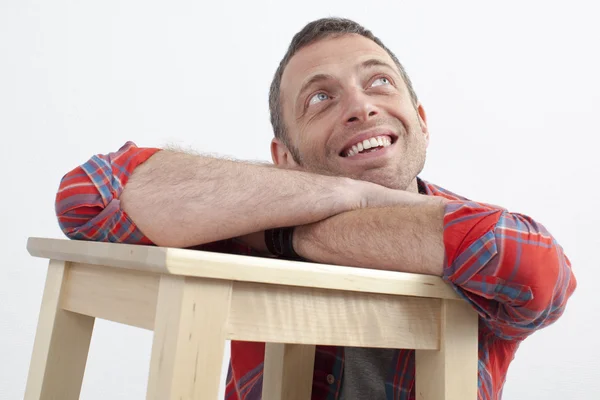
[{"left": 344, "top": 135, "right": 393, "bottom": 157}]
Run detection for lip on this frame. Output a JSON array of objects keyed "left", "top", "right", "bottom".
[
  {"left": 341, "top": 139, "right": 396, "bottom": 162},
  {"left": 339, "top": 128, "right": 398, "bottom": 157}
]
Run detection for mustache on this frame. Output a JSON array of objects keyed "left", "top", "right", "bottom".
[{"left": 338, "top": 117, "right": 407, "bottom": 141}]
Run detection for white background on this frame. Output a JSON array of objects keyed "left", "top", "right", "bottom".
[{"left": 1, "top": 0, "right": 598, "bottom": 399}]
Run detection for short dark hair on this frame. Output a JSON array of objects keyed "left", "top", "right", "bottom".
[{"left": 268, "top": 17, "right": 419, "bottom": 151}]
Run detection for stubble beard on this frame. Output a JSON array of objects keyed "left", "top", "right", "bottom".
[{"left": 288, "top": 119, "right": 427, "bottom": 190}]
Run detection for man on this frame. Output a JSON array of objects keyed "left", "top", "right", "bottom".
[{"left": 55, "top": 17, "right": 576, "bottom": 400}]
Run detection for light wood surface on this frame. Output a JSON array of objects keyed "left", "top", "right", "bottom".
[
  {"left": 262, "top": 343, "right": 316, "bottom": 400},
  {"left": 62, "top": 262, "right": 159, "bottom": 330},
  {"left": 27, "top": 237, "right": 460, "bottom": 300},
  {"left": 147, "top": 275, "right": 232, "bottom": 400},
  {"left": 227, "top": 281, "right": 440, "bottom": 349},
  {"left": 51, "top": 263, "right": 443, "bottom": 348},
  {"left": 24, "top": 260, "right": 95, "bottom": 400},
  {"left": 415, "top": 299, "right": 479, "bottom": 400},
  {"left": 24, "top": 237, "right": 479, "bottom": 400}
]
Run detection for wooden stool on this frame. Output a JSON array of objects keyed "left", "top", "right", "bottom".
[{"left": 23, "top": 237, "right": 478, "bottom": 400}]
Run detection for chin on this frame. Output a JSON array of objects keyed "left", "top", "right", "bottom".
[
  {"left": 362, "top": 165, "right": 423, "bottom": 191},
  {"left": 358, "top": 171, "right": 407, "bottom": 190}
]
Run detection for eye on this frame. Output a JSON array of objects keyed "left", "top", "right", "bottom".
[
  {"left": 370, "top": 76, "right": 391, "bottom": 88},
  {"left": 308, "top": 92, "right": 330, "bottom": 106}
]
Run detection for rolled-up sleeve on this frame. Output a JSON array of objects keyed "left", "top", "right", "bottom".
[
  {"left": 442, "top": 200, "right": 577, "bottom": 341},
  {"left": 55, "top": 141, "right": 160, "bottom": 244}
]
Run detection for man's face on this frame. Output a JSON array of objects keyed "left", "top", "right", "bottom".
[{"left": 272, "top": 34, "right": 429, "bottom": 191}]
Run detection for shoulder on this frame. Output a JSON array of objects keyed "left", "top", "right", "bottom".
[{"left": 418, "top": 177, "right": 506, "bottom": 212}]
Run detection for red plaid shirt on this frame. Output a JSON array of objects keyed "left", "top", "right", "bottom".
[{"left": 55, "top": 142, "right": 577, "bottom": 400}]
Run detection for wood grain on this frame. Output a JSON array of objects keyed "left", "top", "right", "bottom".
[
  {"left": 147, "top": 276, "right": 232, "bottom": 399},
  {"left": 415, "top": 299, "right": 479, "bottom": 400},
  {"left": 27, "top": 237, "right": 460, "bottom": 300},
  {"left": 24, "top": 260, "right": 95, "bottom": 400},
  {"left": 24, "top": 238, "right": 479, "bottom": 399},
  {"left": 263, "top": 343, "right": 316, "bottom": 400},
  {"left": 227, "top": 281, "right": 441, "bottom": 349},
  {"left": 61, "top": 262, "right": 159, "bottom": 330}
]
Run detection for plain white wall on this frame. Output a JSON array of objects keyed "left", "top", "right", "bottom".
[{"left": 1, "top": 0, "right": 598, "bottom": 398}]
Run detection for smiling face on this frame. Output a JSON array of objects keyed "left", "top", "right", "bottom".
[{"left": 271, "top": 34, "right": 429, "bottom": 192}]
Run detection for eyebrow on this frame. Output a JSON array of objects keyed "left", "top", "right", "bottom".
[{"left": 359, "top": 58, "right": 397, "bottom": 72}]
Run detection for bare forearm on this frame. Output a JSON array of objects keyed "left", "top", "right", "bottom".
[
  {"left": 120, "top": 150, "right": 360, "bottom": 247},
  {"left": 293, "top": 196, "right": 447, "bottom": 275}
]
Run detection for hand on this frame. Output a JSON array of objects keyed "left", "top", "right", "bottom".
[{"left": 351, "top": 179, "right": 435, "bottom": 210}]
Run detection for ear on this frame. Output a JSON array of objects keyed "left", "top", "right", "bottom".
[
  {"left": 416, "top": 103, "right": 430, "bottom": 147},
  {"left": 271, "top": 138, "right": 300, "bottom": 168}
]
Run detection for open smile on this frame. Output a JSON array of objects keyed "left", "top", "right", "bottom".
[{"left": 339, "top": 132, "right": 398, "bottom": 161}]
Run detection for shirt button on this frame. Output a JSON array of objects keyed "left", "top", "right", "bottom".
[{"left": 326, "top": 374, "right": 335, "bottom": 385}]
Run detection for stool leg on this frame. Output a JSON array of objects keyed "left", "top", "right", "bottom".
[
  {"left": 24, "top": 260, "right": 95, "bottom": 400},
  {"left": 262, "top": 343, "right": 316, "bottom": 400},
  {"left": 147, "top": 276, "right": 232, "bottom": 400},
  {"left": 415, "top": 299, "right": 478, "bottom": 400}
]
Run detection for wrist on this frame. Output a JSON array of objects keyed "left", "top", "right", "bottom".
[
  {"left": 291, "top": 224, "right": 309, "bottom": 259},
  {"left": 264, "top": 226, "right": 305, "bottom": 261},
  {"left": 333, "top": 177, "right": 368, "bottom": 212}
]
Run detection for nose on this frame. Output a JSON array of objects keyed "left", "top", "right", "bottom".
[{"left": 342, "top": 88, "right": 379, "bottom": 126}]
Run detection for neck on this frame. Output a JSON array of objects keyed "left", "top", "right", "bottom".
[{"left": 405, "top": 177, "right": 420, "bottom": 194}]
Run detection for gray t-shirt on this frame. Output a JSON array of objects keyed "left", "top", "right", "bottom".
[{"left": 339, "top": 347, "right": 396, "bottom": 400}]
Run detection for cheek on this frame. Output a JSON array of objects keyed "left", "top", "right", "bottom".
[
  {"left": 300, "top": 119, "right": 336, "bottom": 157},
  {"left": 387, "top": 101, "right": 420, "bottom": 129},
  {"left": 300, "top": 136, "right": 328, "bottom": 161}
]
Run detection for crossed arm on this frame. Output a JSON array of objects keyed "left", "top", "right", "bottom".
[
  {"left": 291, "top": 196, "right": 577, "bottom": 340},
  {"left": 293, "top": 198, "right": 446, "bottom": 276},
  {"left": 56, "top": 142, "right": 577, "bottom": 341}
]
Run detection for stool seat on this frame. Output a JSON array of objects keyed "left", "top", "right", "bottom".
[{"left": 23, "top": 237, "right": 478, "bottom": 400}]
